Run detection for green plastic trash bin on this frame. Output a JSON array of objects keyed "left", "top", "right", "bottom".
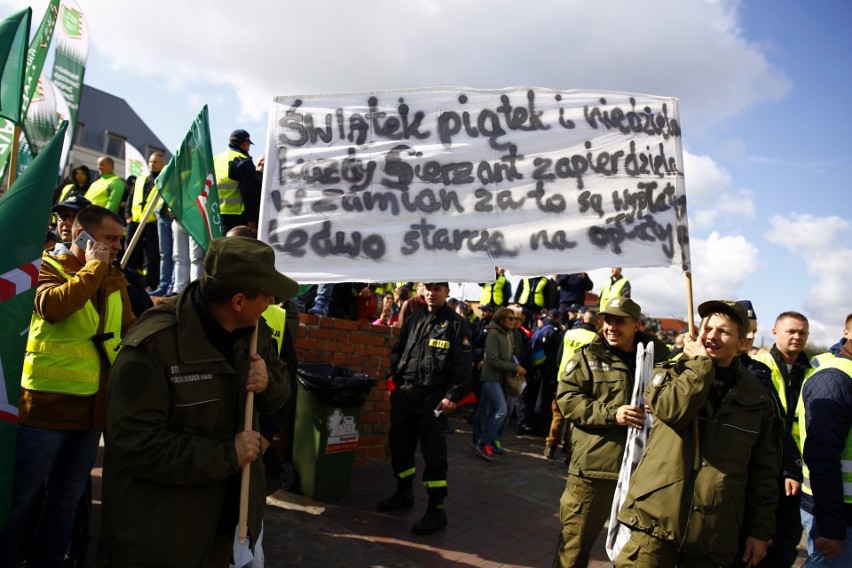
[{"left": 292, "top": 364, "right": 377, "bottom": 500}]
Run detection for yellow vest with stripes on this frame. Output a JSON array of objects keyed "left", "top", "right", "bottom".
[
  {"left": 797, "top": 357, "right": 852, "bottom": 502},
  {"left": 130, "top": 176, "right": 158, "bottom": 223},
  {"left": 214, "top": 149, "right": 248, "bottom": 216},
  {"left": 58, "top": 184, "right": 74, "bottom": 203},
  {"left": 599, "top": 276, "right": 629, "bottom": 311},
  {"left": 518, "top": 277, "right": 547, "bottom": 307},
  {"left": 21, "top": 256, "right": 123, "bottom": 395}
]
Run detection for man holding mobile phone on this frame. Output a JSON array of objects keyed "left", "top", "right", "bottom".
[{"left": 0, "top": 205, "right": 136, "bottom": 567}]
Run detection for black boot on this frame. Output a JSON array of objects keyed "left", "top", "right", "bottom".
[
  {"left": 411, "top": 494, "right": 447, "bottom": 535},
  {"left": 377, "top": 476, "right": 414, "bottom": 512}
]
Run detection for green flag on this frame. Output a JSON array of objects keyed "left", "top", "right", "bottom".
[
  {"left": 0, "top": 0, "right": 59, "bottom": 176},
  {"left": 155, "top": 105, "right": 222, "bottom": 252},
  {"left": 0, "top": 8, "right": 30, "bottom": 124},
  {"left": 50, "top": 0, "right": 88, "bottom": 130},
  {"left": 0, "top": 120, "right": 68, "bottom": 528}
]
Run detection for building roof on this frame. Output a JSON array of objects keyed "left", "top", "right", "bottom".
[{"left": 76, "top": 84, "right": 171, "bottom": 159}]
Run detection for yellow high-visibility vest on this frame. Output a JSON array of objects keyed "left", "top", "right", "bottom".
[
  {"left": 797, "top": 357, "right": 852, "bottom": 502},
  {"left": 518, "top": 277, "right": 547, "bottom": 308},
  {"left": 21, "top": 256, "right": 123, "bottom": 395},
  {"left": 130, "top": 176, "right": 158, "bottom": 223},
  {"left": 599, "top": 276, "right": 629, "bottom": 311},
  {"left": 214, "top": 149, "right": 248, "bottom": 216}
]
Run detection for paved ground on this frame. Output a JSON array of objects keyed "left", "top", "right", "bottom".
[{"left": 86, "top": 412, "right": 808, "bottom": 567}]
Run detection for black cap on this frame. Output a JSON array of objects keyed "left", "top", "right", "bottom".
[
  {"left": 698, "top": 300, "right": 750, "bottom": 331},
  {"left": 546, "top": 309, "right": 560, "bottom": 320},
  {"left": 479, "top": 303, "right": 495, "bottom": 312},
  {"left": 51, "top": 194, "right": 91, "bottom": 214},
  {"left": 735, "top": 300, "right": 757, "bottom": 320},
  {"left": 424, "top": 282, "right": 449, "bottom": 288},
  {"left": 230, "top": 129, "right": 254, "bottom": 145}
]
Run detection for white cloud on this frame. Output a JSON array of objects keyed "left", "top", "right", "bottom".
[
  {"left": 682, "top": 150, "right": 754, "bottom": 230},
  {"left": 765, "top": 214, "right": 852, "bottom": 346},
  {"left": 4, "top": 0, "right": 788, "bottom": 130},
  {"left": 588, "top": 230, "right": 759, "bottom": 321}
]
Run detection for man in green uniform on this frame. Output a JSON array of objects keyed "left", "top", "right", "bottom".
[
  {"left": 99, "top": 237, "right": 296, "bottom": 566},
  {"left": 617, "top": 300, "right": 781, "bottom": 567},
  {"left": 553, "top": 297, "right": 668, "bottom": 567}
]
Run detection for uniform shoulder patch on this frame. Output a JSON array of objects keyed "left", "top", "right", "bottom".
[
  {"left": 651, "top": 372, "right": 666, "bottom": 387},
  {"left": 564, "top": 360, "right": 578, "bottom": 375}
]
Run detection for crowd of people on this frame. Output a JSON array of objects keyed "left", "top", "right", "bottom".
[{"left": 1, "top": 130, "right": 849, "bottom": 567}]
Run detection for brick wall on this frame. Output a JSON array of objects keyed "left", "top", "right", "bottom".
[{"left": 296, "top": 313, "right": 398, "bottom": 466}]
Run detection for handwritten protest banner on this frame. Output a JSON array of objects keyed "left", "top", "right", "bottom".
[{"left": 258, "top": 87, "right": 690, "bottom": 283}]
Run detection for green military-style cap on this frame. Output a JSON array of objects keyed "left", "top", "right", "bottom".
[
  {"left": 697, "top": 300, "right": 750, "bottom": 331},
  {"left": 203, "top": 236, "right": 299, "bottom": 299},
  {"left": 599, "top": 297, "right": 642, "bottom": 321}
]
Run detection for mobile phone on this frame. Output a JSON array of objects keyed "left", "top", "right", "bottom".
[{"left": 74, "top": 231, "right": 96, "bottom": 250}]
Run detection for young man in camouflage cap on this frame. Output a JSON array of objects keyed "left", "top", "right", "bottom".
[{"left": 617, "top": 300, "right": 781, "bottom": 567}]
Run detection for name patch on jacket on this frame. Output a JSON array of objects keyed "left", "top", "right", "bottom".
[
  {"left": 429, "top": 338, "right": 450, "bottom": 349},
  {"left": 169, "top": 366, "right": 214, "bottom": 384}
]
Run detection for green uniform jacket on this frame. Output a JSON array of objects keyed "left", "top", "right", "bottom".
[
  {"left": 99, "top": 281, "right": 290, "bottom": 567},
  {"left": 556, "top": 332, "right": 668, "bottom": 480},
  {"left": 617, "top": 356, "right": 781, "bottom": 565}
]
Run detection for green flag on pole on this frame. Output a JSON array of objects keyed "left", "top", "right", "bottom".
[
  {"left": 0, "top": 7, "right": 31, "bottom": 124},
  {"left": 0, "top": 120, "right": 68, "bottom": 528},
  {"left": 0, "top": 0, "right": 59, "bottom": 176},
  {"left": 155, "top": 105, "right": 222, "bottom": 252}
]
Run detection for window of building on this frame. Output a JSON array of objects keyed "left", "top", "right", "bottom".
[
  {"left": 74, "top": 122, "right": 85, "bottom": 145},
  {"left": 104, "top": 131, "right": 126, "bottom": 158}
]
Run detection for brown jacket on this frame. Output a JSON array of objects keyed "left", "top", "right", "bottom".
[{"left": 18, "top": 245, "right": 136, "bottom": 431}]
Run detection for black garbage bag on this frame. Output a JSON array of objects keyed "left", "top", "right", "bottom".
[{"left": 296, "top": 364, "right": 377, "bottom": 407}]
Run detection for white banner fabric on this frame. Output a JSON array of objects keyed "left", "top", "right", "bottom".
[{"left": 259, "top": 87, "right": 690, "bottom": 283}]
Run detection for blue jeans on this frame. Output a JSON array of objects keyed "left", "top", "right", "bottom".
[
  {"left": 0, "top": 425, "right": 101, "bottom": 567},
  {"left": 472, "top": 381, "right": 507, "bottom": 446},
  {"left": 156, "top": 214, "right": 174, "bottom": 294},
  {"left": 801, "top": 507, "right": 852, "bottom": 567},
  {"left": 497, "top": 393, "right": 517, "bottom": 441}
]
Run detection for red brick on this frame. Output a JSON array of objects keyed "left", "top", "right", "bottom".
[
  {"left": 336, "top": 331, "right": 350, "bottom": 343},
  {"left": 332, "top": 318, "right": 359, "bottom": 331},
  {"left": 319, "top": 316, "right": 335, "bottom": 328},
  {"left": 315, "top": 328, "right": 336, "bottom": 340},
  {"left": 298, "top": 337, "right": 317, "bottom": 351},
  {"left": 366, "top": 345, "right": 386, "bottom": 356}
]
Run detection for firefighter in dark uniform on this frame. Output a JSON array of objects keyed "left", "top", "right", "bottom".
[{"left": 377, "top": 282, "right": 473, "bottom": 535}]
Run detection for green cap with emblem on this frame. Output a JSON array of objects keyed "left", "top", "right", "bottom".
[
  {"left": 599, "top": 297, "right": 642, "bottom": 321},
  {"left": 203, "top": 236, "right": 299, "bottom": 299}
]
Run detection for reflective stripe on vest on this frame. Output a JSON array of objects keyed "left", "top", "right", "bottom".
[
  {"left": 518, "top": 277, "right": 547, "bottom": 307},
  {"left": 599, "top": 276, "right": 628, "bottom": 311},
  {"left": 810, "top": 351, "right": 835, "bottom": 369},
  {"left": 214, "top": 150, "right": 247, "bottom": 215},
  {"left": 21, "top": 256, "right": 124, "bottom": 396},
  {"left": 557, "top": 328, "right": 598, "bottom": 377},
  {"left": 130, "top": 176, "right": 158, "bottom": 223},
  {"left": 262, "top": 304, "right": 287, "bottom": 357},
  {"left": 798, "top": 357, "right": 852, "bottom": 502}
]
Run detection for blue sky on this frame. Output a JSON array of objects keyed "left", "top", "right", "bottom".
[{"left": 4, "top": 0, "right": 851, "bottom": 348}]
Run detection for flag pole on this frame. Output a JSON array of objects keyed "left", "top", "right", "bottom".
[
  {"left": 238, "top": 324, "right": 258, "bottom": 544},
  {"left": 6, "top": 125, "right": 21, "bottom": 188},
  {"left": 684, "top": 271, "right": 695, "bottom": 336},
  {"left": 684, "top": 271, "right": 701, "bottom": 471},
  {"left": 120, "top": 193, "right": 161, "bottom": 270}
]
